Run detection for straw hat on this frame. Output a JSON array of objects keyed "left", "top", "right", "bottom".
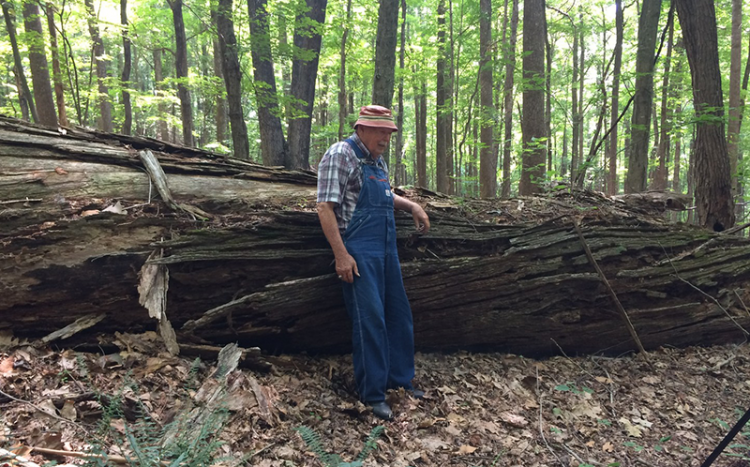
[{"left": 353, "top": 105, "right": 398, "bottom": 132}]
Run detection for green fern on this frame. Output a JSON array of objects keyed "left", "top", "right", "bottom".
[{"left": 295, "top": 425, "right": 384, "bottom": 467}]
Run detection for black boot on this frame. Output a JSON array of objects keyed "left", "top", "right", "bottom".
[{"left": 369, "top": 402, "right": 393, "bottom": 421}]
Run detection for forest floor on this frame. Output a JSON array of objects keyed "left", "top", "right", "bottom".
[{"left": 3, "top": 333, "right": 750, "bottom": 467}]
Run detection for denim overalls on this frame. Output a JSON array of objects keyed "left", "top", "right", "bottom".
[{"left": 341, "top": 138, "right": 415, "bottom": 404}]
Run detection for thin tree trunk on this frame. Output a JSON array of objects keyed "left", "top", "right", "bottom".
[
  {"left": 415, "top": 75, "right": 427, "bottom": 188},
  {"left": 337, "top": 0, "right": 352, "bottom": 141},
  {"left": 501, "top": 0, "right": 518, "bottom": 198},
  {"left": 478, "top": 0, "right": 495, "bottom": 198},
  {"left": 728, "top": 0, "right": 742, "bottom": 209},
  {"left": 167, "top": 0, "right": 193, "bottom": 146},
  {"left": 675, "top": 0, "right": 735, "bottom": 230},
  {"left": 395, "top": 0, "right": 406, "bottom": 186},
  {"left": 84, "top": 0, "right": 113, "bottom": 132},
  {"left": 248, "top": 0, "right": 287, "bottom": 166},
  {"left": 436, "top": 0, "right": 450, "bottom": 194},
  {"left": 153, "top": 48, "right": 169, "bottom": 142},
  {"left": 45, "top": 3, "right": 67, "bottom": 127},
  {"left": 23, "top": 0, "right": 57, "bottom": 128},
  {"left": 576, "top": 9, "right": 585, "bottom": 182},
  {"left": 608, "top": 0, "right": 623, "bottom": 195},
  {"left": 287, "top": 0, "right": 328, "bottom": 170},
  {"left": 625, "top": 0, "right": 662, "bottom": 193},
  {"left": 2, "top": 0, "right": 36, "bottom": 122},
  {"left": 210, "top": 9, "right": 227, "bottom": 147},
  {"left": 520, "top": 0, "right": 545, "bottom": 195},
  {"left": 120, "top": 0, "right": 132, "bottom": 135},
  {"left": 216, "top": 0, "right": 249, "bottom": 159},
  {"left": 571, "top": 19, "right": 579, "bottom": 185},
  {"left": 653, "top": 12, "right": 674, "bottom": 191}
]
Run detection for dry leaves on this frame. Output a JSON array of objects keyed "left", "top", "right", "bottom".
[{"left": 2, "top": 336, "right": 750, "bottom": 467}]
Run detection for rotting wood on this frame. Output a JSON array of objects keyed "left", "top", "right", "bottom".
[
  {"left": 41, "top": 313, "right": 106, "bottom": 343},
  {"left": 2, "top": 116, "right": 750, "bottom": 358}
]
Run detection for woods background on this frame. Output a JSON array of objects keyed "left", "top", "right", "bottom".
[{"left": 0, "top": 0, "right": 746, "bottom": 231}]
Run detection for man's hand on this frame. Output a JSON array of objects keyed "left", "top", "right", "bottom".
[
  {"left": 410, "top": 203, "right": 430, "bottom": 234},
  {"left": 317, "top": 201, "right": 361, "bottom": 283},
  {"left": 393, "top": 194, "right": 430, "bottom": 234},
  {"left": 335, "top": 252, "right": 359, "bottom": 283}
]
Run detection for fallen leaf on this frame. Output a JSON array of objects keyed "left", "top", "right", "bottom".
[
  {"left": 456, "top": 445, "right": 477, "bottom": 455},
  {"left": 603, "top": 441, "right": 615, "bottom": 452},
  {"left": 80, "top": 210, "right": 100, "bottom": 217},
  {"left": 60, "top": 400, "right": 77, "bottom": 421},
  {"left": 500, "top": 411, "right": 528, "bottom": 427},
  {"left": 0, "top": 357, "right": 14, "bottom": 376},
  {"left": 103, "top": 201, "right": 126, "bottom": 215},
  {"left": 54, "top": 167, "right": 68, "bottom": 175},
  {"left": 619, "top": 417, "right": 643, "bottom": 437}
]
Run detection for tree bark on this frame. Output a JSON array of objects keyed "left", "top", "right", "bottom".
[
  {"left": 478, "top": 0, "right": 495, "bottom": 198},
  {"left": 337, "top": 0, "right": 352, "bottom": 142},
  {"left": 654, "top": 13, "right": 674, "bottom": 192},
  {"left": 727, "top": 0, "right": 742, "bottom": 205},
  {"left": 216, "top": 0, "right": 249, "bottom": 160},
  {"left": 675, "top": 0, "right": 736, "bottom": 231},
  {"left": 84, "top": 0, "right": 113, "bottom": 133},
  {"left": 625, "top": 0, "right": 661, "bottom": 193},
  {"left": 2, "top": 0, "right": 36, "bottom": 122},
  {"left": 1, "top": 117, "right": 749, "bottom": 358},
  {"left": 371, "top": 0, "right": 399, "bottom": 169},
  {"left": 248, "top": 0, "right": 287, "bottom": 166},
  {"left": 287, "top": 0, "right": 327, "bottom": 170},
  {"left": 415, "top": 77, "right": 427, "bottom": 188},
  {"left": 22, "top": 1, "right": 56, "bottom": 128},
  {"left": 45, "top": 3, "right": 68, "bottom": 127},
  {"left": 520, "top": 0, "right": 545, "bottom": 195},
  {"left": 501, "top": 0, "right": 518, "bottom": 198},
  {"left": 608, "top": 0, "right": 623, "bottom": 196},
  {"left": 167, "top": 0, "right": 194, "bottom": 146},
  {"left": 394, "top": 0, "right": 406, "bottom": 186},
  {"left": 120, "top": 0, "right": 132, "bottom": 135},
  {"left": 436, "top": 0, "right": 452, "bottom": 195}
]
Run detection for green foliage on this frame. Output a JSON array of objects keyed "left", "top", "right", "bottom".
[{"left": 294, "top": 425, "right": 385, "bottom": 467}]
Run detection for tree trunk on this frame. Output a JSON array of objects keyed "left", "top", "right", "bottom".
[
  {"left": 625, "top": 0, "right": 661, "bottom": 193},
  {"left": 337, "top": 0, "right": 352, "bottom": 141},
  {"left": 22, "top": 1, "right": 57, "bottom": 128},
  {"left": 216, "top": 0, "right": 249, "bottom": 160},
  {"left": 478, "top": 0, "right": 495, "bottom": 198},
  {"left": 727, "top": 0, "right": 742, "bottom": 205},
  {"left": 120, "top": 0, "right": 133, "bottom": 135},
  {"left": 653, "top": 11, "right": 674, "bottom": 191},
  {"left": 415, "top": 77, "right": 427, "bottom": 188},
  {"left": 210, "top": 15, "right": 227, "bottom": 147},
  {"left": 2, "top": 0, "right": 36, "bottom": 122},
  {"left": 168, "top": 0, "right": 194, "bottom": 146},
  {"left": 501, "top": 0, "right": 518, "bottom": 198},
  {"left": 153, "top": 48, "right": 169, "bottom": 142},
  {"left": 248, "top": 0, "right": 287, "bottom": 166},
  {"left": 84, "top": 0, "right": 113, "bottom": 133},
  {"left": 394, "top": 0, "right": 406, "bottom": 186},
  {"left": 287, "top": 0, "right": 327, "bottom": 170},
  {"left": 436, "top": 0, "right": 449, "bottom": 194},
  {"left": 675, "top": 0, "right": 736, "bottom": 231},
  {"left": 45, "top": 3, "right": 68, "bottom": 127},
  {"left": 371, "top": 0, "right": 399, "bottom": 169},
  {"left": 571, "top": 19, "right": 579, "bottom": 185},
  {"left": 1, "top": 116, "right": 749, "bottom": 357},
  {"left": 608, "top": 0, "right": 623, "bottom": 196},
  {"left": 520, "top": 0, "right": 545, "bottom": 195}
]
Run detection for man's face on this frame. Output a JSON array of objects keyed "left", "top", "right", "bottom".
[{"left": 358, "top": 126, "right": 394, "bottom": 158}]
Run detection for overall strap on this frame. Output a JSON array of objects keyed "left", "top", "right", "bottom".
[{"left": 344, "top": 138, "right": 366, "bottom": 160}]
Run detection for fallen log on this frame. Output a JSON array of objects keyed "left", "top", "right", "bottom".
[{"left": 1, "top": 116, "right": 749, "bottom": 357}]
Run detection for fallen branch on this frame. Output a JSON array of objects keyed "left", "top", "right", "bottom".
[{"left": 572, "top": 219, "right": 649, "bottom": 361}]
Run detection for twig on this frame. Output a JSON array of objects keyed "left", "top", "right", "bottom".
[
  {"left": 572, "top": 219, "right": 650, "bottom": 362},
  {"left": 31, "top": 447, "right": 129, "bottom": 465},
  {"left": 734, "top": 289, "right": 750, "bottom": 318},
  {"left": 0, "top": 389, "right": 87, "bottom": 432},
  {"left": 0, "top": 198, "right": 43, "bottom": 205},
  {"left": 537, "top": 367, "right": 566, "bottom": 467}
]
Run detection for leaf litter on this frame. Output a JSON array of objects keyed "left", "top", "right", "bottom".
[{"left": 2, "top": 335, "right": 750, "bottom": 467}]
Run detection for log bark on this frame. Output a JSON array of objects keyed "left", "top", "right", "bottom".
[{"left": 2, "top": 117, "right": 749, "bottom": 358}]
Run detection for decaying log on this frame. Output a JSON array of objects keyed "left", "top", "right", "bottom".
[{"left": 2, "top": 116, "right": 750, "bottom": 358}]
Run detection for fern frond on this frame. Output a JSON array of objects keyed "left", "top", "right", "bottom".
[{"left": 355, "top": 425, "right": 384, "bottom": 462}]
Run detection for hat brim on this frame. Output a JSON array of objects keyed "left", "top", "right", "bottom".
[{"left": 354, "top": 119, "right": 399, "bottom": 132}]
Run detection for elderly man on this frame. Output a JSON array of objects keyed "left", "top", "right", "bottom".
[{"left": 316, "top": 105, "right": 430, "bottom": 420}]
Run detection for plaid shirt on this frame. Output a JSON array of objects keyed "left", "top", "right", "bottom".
[{"left": 317, "top": 132, "right": 389, "bottom": 234}]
